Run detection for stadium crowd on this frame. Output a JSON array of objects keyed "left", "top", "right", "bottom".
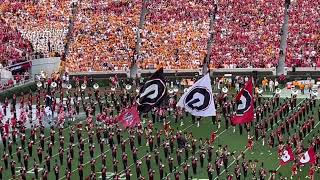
[
  {"left": 0, "top": 18, "right": 32, "bottom": 66},
  {"left": 286, "top": 0, "right": 319, "bottom": 67},
  {"left": 210, "top": 0, "right": 283, "bottom": 68},
  {"left": 0, "top": 0, "right": 74, "bottom": 64},
  {"left": 65, "top": 0, "right": 142, "bottom": 72},
  {"left": 0, "top": 0, "right": 319, "bottom": 70},
  {"left": 65, "top": 0, "right": 319, "bottom": 71}
]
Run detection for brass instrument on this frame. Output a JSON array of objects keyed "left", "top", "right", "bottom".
[
  {"left": 51, "top": 82, "right": 57, "bottom": 88},
  {"left": 222, "top": 86, "right": 228, "bottom": 93},
  {"left": 81, "top": 83, "right": 86, "bottom": 90},
  {"left": 93, "top": 83, "right": 99, "bottom": 90}
]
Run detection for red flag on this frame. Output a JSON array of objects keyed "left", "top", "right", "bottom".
[
  {"left": 118, "top": 105, "right": 141, "bottom": 128},
  {"left": 299, "top": 147, "right": 316, "bottom": 165},
  {"left": 279, "top": 145, "right": 295, "bottom": 166},
  {"left": 231, "top": 79, "right": 254, "bottom": 125}
]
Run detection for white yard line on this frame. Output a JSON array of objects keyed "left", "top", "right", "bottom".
[
  {"left": 164, "top": 127, "right": 229, "bottom": 179},
  {"left": 275, "top": 121, "right": 320, "bottom": 171},
  {"left": 59, "top": 124, "right": 195, "bottom": 180},
  {"left": 215, "top": 99, "right": 306, "bottom": 179},
  {"left": 11, "top": 134, "right": 91, "bottom": 180},
  {"left": 10, "top": 112, "right": 87, "bottom": 156},
  {"left": 111, "top": 124, "right": 196, "bottom": 180},
  {"left": 214, "top": 147, "right": 250, "bottom": 180}
]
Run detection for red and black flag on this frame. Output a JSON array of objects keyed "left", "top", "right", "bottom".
[
  {"left": 118, "top": 105, "right": 141, "bottom": 128},
  {"left": 231, "top": 78, "right": 254, "bottom": 125}
]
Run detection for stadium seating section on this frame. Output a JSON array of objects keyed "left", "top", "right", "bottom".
[
  {"left": 0, "top": 0, "right": 72, "bottom": 65},
  {"left": 0, "top": 0, "right": 319, "bottom": 70}
]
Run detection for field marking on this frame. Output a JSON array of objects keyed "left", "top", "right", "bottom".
[
  {"left": 275, "top": 120, "right": 320, "bottom": 171},
  {"left": 113, "top": 124, "right": 195, "bottom": 179},
  {"left": 27, "top": 167, "right": 44, "bottom": 174},
  {"left": 104, "top": 124, "right": 195, "bottom": 180},
  {"left": 58, "top": 123, "right": 195, "bottom": 180},
  {"left": 11, "top": 130, "right": 92, "bottom": 180},
  {"left": 10, "top": 113, "right": 86, "bottom": 156},
  {"left": 164, "top": 126, "right": 229, "bottom": 179},
  {"left": 97, "top": 172, "right": 125, "bottom": 179},
  {"left": 215, "top": 99, "right": 306, "bottom": 179},
  {"left": 214, "top": 147, "right": 250, "bottom": 180}
]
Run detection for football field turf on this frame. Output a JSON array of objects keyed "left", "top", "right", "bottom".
[{"left": 0, "top": 97, "right": 319, "bottom": 180}]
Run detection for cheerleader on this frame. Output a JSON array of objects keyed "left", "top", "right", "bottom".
[
  {"left": 308, "top": 165, "right": 315, "bottom": 180},
  {"left": 246, "top": 135, "right": 254, "bottom": 151},
  {"left": 291, "top": 162, "right": 298, "bottom": 179},
  {"left": 36, "top": 107, "right": 44, "bottom": 126},
  {"left": 86, "top": 115, "right": 94, "bottom": 130},
  {"left": 68, "top": 107, "right": 75, "bottom": 122},
  {"left": 226, "top": 174, "right": 233, "bottom": 180},
  {"left": 19, "top": 109, "right": 27, "bottom": 126},
  {"left": 0, "top": 110, "right": 3, "bottom": 123},
  {"left": 57, "top": 108, "right": 65, "bottom": 127},
  {"left": 210, "top": 131, "right": 217, "bottom": 144},
  {"left": 3, "top": 120, "right": 10, "bottom": 137}
]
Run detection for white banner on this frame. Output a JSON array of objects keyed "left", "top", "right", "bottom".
[{"left": 177, "top": 74, "right": 216, "bottom": 117}]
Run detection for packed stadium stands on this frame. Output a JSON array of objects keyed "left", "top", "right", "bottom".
[
  {"left": 138, "top": 0, "right": 211, "bottom": 69},
  {"left": 1, "top": 0, "right": 73, "bottom": 61},
  {"left": 65, "top": 0, "right": 142, "bottom": 72},
  {"left": 286, "top": 0, "right": 319, "bottom": 67},
  {"left": 0, "top": 18, "right": 32, "bottom": 66},
  {"left": 0, "top": 0, "right": 319, "bottom": 70},
  {"left": 210, "top": 0, "right": 284, "bottom": 68}
]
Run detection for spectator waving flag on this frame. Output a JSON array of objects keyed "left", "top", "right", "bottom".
[
  {"left": 299, "top": 147, "right": 316, "bottom": 165},
  {"left": 177, "top": 73, "right": 216, "bottom": 117},
  {"left": 231, "top": 78, "right": 254, "bottom": 125},
  {"left": 118, "top": 105, "right": 141, "bottom": 128},
  {"left": 136, "top": 68, "right": 167, "bottom": 113},
  {"left": 279, "top": 145, "right": 295, "bottom": 166}
]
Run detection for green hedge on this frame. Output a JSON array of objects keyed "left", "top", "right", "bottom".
[{"left": 0, "top": 82, "right": 37, "bottom": 101}]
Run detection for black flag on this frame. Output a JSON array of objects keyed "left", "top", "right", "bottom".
[{"left": 136, "top": 68, "right": 167, "bottom": 113}]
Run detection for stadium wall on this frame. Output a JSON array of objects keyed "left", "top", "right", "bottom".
[
  {"left": 69, "top": 68, "right": 275, "bottom": 80},
  {"left": 69, "top": 67, "right": 320, "bottom": 86},
  {"left": 31, "top": 57, "right": 61, "bottom": 77}
]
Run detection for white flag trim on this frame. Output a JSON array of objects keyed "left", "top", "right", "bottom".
[{"left": 177, "top": 74, "right": 216, "bottom": 117}]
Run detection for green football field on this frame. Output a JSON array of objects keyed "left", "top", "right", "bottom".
[{"left": 0, "top": 95, "right": 319, "bottom": 180}]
